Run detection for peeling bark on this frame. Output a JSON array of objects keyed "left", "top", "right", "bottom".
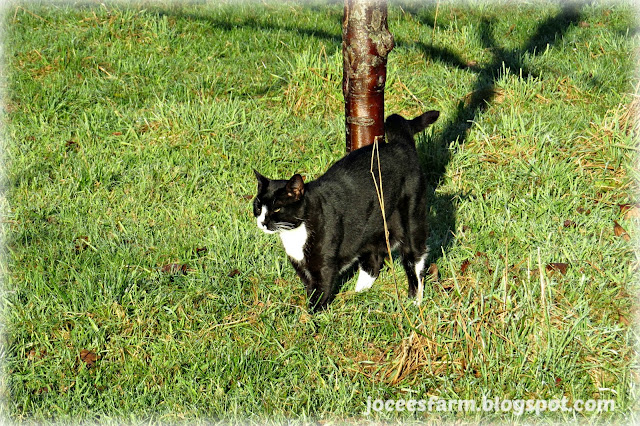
[{"left": 342, "top": 0, "right": 394, "bottom": 152}]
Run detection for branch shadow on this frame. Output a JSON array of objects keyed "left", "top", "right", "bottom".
[
  {"left": 147, "top": 5, "right": 343, "bottom": 97},
  {"left": 415, "top": 3, "right": 584, "bottom": 268}
]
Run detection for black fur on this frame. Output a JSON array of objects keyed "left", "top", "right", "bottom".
[{"left": 253, "top": 110, "right": 439, "bottom": 312}]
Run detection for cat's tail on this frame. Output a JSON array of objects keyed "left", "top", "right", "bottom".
[{"left": 385, "top": 110, "right": 439, "bottom": 142}]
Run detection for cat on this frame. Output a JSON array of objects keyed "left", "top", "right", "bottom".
[{"left": 253, "top": 110, "right": 440, "bottom": 312}]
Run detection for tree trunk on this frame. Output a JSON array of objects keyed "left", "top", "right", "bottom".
[{"left": 342, "top": 0, "right": 394, "bottom": 153}]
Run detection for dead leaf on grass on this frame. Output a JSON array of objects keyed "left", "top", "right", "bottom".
[
  {"left": 160, "top": 263, "right": 189, "bottom": 274},
  {"left": 74, "top": 236, "right": 90, "bottom": 253},
  {"left": 460, "top": 259, "right": 471, "bottom": 275},
  {"left": 546, "top": 263, "right": 569, "bottom": 276},
  {"left": 620, "top": 204, "right": 640, "bottom": 219},
  {"left": 194, "top": 246, "right": 208, "bottom": 256},
  {"left": 27, "top": 349, "right": 46, "bottom": 361},
  {"left": 80, "top": 349, "right": 98, "bottom": 368},
  {"left": 576, "top": 206, "right": 591, "bottom": 215},
  {"left": 65, "top": 140, "right": 79, "bottom": 151},
  {"left": 428, "top": 263, "right": 439, "bottom": 282},
  {"left": 614, "top": 221, "right": 631, "bottom": 241}
]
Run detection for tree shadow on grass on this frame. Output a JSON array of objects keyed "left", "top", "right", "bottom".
[{"left": 413, "top": 2, "right": 583, "bottom": 269}]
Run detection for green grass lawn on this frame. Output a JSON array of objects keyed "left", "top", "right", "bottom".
[{"left": 2, "top": 0, "right": 639, "bottom": 423}]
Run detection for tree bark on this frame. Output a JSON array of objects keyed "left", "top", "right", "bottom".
[{"left": 342, "top": 0, "right": 394, "bottom": 153}]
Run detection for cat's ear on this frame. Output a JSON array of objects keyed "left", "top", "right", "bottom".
[
  {"left": 254, "top": 169, "right": 269, "bottom": 193},
  {"left": 409, "top": 110, "right": 440, "bottom": 135},
  {"left": 285, "top": 174, "right": 305, "bottom": 201}
]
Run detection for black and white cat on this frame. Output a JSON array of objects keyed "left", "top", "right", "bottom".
[{"left": 253, "top": 110, "right": 439, "bottom": 312}]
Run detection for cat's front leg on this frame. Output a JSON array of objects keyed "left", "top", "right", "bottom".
[
  {"left": 305, "top": 265, "right": 338, "bottom": 313},
  {"left": 289, "top": 261, "right": 333, "bottom": 313}
]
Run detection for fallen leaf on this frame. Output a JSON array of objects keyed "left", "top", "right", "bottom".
[
  {"left": 618, "top": 313, "right": 630, "bottom": 326},
  {"left": 27, "top": 349, "right": 46, "bottom": 361},
  {"left": 614, "top": 221, "right": 630, "bottom": 241},
  {"left": 428, "top": 263, "right": 439, "bottom": 282},
  {"left": 619, "top": 203, "right": 633, "bottom": 214},
  {"left": 111, "top": 131, "right": 122, "bottom": 136},
  {"left": 576, "top": 207, "right": 591, "bottom": 215},
  {"left": 160, "top": 263, "right": 189, "bottom": 274},
  {"left": 460, "top": 259, "right": 471, "bottom": 275},
  {"left": 65, "top": 140, "right": 79, "bottom": 151},
  {"left": 505, "top": 23, "right": 516, "bottom": 35},
  {"left": 440, "top": 280, "right": 454, "bottom": 290},
  {"left": 546, "top": 263, "right": 568, "bottom": 276},
  {"left": 243, "top": 195, "right": 254, "bottom": 200},
  {"left": 80, "top": 349, "right": 97, "bottom": 368},
  {"left": 35, "top": 386, "right": 50, "bottom": 395},
  {"left": 563, "top": 219, "right": 577, "bottom": 228},
  {"left": 74, "top": 236, "right": 90, "bottom": 253},
  {"left": 578, "top": 21, "right": 590, "bottom": 27},
  {"left": 228, "top": 269, "right": 241, "bottom": 278},
  {"left": 621, "top": 204, "right": 640, "bottom": 219},
  {"left": 194, "top": 246, "right": 208, "bottom": 256}
]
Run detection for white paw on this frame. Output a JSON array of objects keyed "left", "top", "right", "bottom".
[
  {"left": 354, "top": 269, "right": 376, "bottom": 292},
  {"left": 413, "top": 278, "right": 424, "bottom": 306}
]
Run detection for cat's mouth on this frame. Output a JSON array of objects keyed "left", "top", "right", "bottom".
[
  {"left": 258, "top": 223, "right": 277, "bottom": 234},
  {"left": 258, "top": 221, "right": 299, "bottom": 234},
  {"left": 257, "top": 218, "right": 301, "bottom": 234}
]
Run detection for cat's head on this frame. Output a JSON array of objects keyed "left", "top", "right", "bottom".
[{"left": 253, "top": 170, "right": 305, "bottom": 234}]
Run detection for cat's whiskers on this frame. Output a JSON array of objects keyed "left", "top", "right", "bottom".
[{"left": 275, "top": 222, "right": 298, "bottom": 232}]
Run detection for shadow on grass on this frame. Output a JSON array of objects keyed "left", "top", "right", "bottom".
[{"left": 414, "top": 2, "right": 584, "bottom": 268}]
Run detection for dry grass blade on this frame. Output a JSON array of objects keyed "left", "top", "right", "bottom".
[
  {"left": 620, "top": 96, "right": 639, "bottom": 135},
  {"left": 370, "top": 136, "right": 414, "bottom": 330}
]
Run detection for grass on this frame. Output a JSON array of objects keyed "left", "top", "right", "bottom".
[{"left": 2, "top": 0, "right": 639, "bottom": 423}]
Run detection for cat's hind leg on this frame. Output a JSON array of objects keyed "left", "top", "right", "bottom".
[
  {"left": 354, "top": 251, "right": 384, "bottom": 292},
  {"left": 402, "top": 218, "right": 429, "bottom": 304}
]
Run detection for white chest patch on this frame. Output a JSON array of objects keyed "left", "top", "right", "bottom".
[{"left": 279, "top": 223, "right": 307, "bottom": 262}]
